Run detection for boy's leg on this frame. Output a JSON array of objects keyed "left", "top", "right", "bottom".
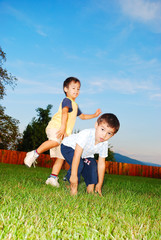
[
  {"left": 37, "top": 140, "right": 59, "bottom": 154},
  {"left": 24, "top": 140, "right": 59, "bottom": 167},
  {"left": 81, "top": 158, "right": 98, "bottom": 194},
  {"left": 64, "top": 167, "right": 71, "bottom": 182},
  {"left": 46, "top": 144, "right": 65, "bottom": 187},
  {"left": 46, "top": 158, "right": 64, "bottom": 188},
  {"left": 51, "top": 158, "right": 64, "bottom": 175},
  {"left": 24, "top": 128, "right": 61, "bottom": 168}
]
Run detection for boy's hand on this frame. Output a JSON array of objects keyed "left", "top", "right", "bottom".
[
  {"left": 95, "top": 109, "right": 102, "bottom": 117},
  {"left": 95, "top": 183, "right": 102, "bottom": 196},
  {"left": 70, "top": 175, "right": 78, "bottom": 196},
  {"left": 56, "top": 127, "right": 66, "bottom": 140},
  {"left": 70, "top": 184, "right": 78, "bottom": 196}
]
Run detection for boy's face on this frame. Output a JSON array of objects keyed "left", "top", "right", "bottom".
[
  {"left": 95, "top": 121, "right": 115, "bottom": 145},
  {"left": 64, "top": 81, "right": 80, "bottom": 100}
]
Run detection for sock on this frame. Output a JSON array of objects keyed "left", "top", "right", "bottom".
[
  {"left": 34, "top": 149, "right": 39, "bottom": 157},
  {"left": 50, "top": 174, "right": 58, "bottom": 179}
]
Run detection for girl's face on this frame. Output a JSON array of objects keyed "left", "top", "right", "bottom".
[
  {"left": 95, "top": 121, "right": 115, "bottom": 145},
  {"left": 64, "top": 81, "right": 80, "bottom": 100}
]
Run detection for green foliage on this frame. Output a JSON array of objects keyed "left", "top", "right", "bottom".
[
  {"left": 0, "top": 47, "right": 17, "bottom": 100},
  {"left": 17, "top": 105, "right": 53, "bottom": 152},
  {"left": 0, "top": 105, "right": 20, "bottom": 150},
  {"left": 94, "top": 145, "right": 115, "bottom": 162},
  {"left": 107, "top": 146, "right": 115, "bottom": 161},
  {"left": 0, "top": 47, "right": 20, "bottom": 150}
]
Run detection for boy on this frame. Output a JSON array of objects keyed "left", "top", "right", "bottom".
[
  {"left": 24, "top": 77, "right": 101, "bottom": 187},
  {"left": 61, "top": 113, "right": 120, "bottom": 195}
]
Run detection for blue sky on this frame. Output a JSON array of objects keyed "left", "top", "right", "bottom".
[{"left": 1, "top": 0, "right": 161, "bottom": 164}]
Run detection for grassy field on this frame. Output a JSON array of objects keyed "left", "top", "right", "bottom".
[{"left": 0, "top": 163, "right": 161, "bottom": 240}]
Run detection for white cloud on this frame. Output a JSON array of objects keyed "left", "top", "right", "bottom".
[
  {"left": 1, "top": 3, "right": 47, "bottom": 37},
  {"left": 7, "top": 59, "right": 47, "bottom": 69},
  {"left": 11, "top": 76, "right": 62, "bottom": 95},
  {"left": 119, "top": 0, "right": 161, "bottom": 21},
  {"left": 119, "top": 0, "right": 161, "bottom": 32},
  {"left": 90, "top": 77, "right": 159, "bottom": 95},
  {"left": 95, "top": 50, "right": 108, "bottom": 58},
  {"left": 36, "top": 29, "right": 47, "bottom": 37},
  {"left": 18, "top": 77, "right": 44, "bottom": 85},
  {"left": 90, "top": 81, "right": 103, "bottom": 87},
  {"left": 88, "top": 53, "right": 161, "bottom": 98},
  {"left": 150, "top": 93, "right": 161, "bottom": 100}
]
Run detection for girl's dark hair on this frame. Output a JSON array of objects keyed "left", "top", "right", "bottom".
[
  {"left": 97, "top": 113, "right": 120, "bottom": 133},
  {"left": 63, "top": 77, "right": 81, "bottom": 95}
]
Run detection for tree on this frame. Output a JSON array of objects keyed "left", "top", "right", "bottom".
[
  {"left": 17, "top": 105, "right": 53, "bottom": 152},
  {"left": 0, "top": 105, "right": 20, "bottom": 150},
  {"left": 0, "top": 47, "right": 20, "bottom": 150},
  {"left": 106, "top": 145, "right": 116, "bottom": 162},
  {"left": 94, "top": 145, "right": 116, "bottom": 162},
  {"left": 0, "top": 47, "right": 17, "bottom": 99}
]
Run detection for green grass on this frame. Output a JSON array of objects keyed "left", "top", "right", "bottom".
[{"left": 0, "top": 163, "right": 161, "bottom": 240}]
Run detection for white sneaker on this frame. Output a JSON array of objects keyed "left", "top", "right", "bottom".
[
  {"left": 24, "top": 150, "right": 38, "bottom": 168},
  {"left": 45, "top": 177, "right": 59, "bottom": 187}
]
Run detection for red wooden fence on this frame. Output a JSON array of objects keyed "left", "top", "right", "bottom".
[
  {"left": 0, "top": 149, "right": 161, "bottom": 179},
  {"left": 0, "top": 149, "right": 69, "bottom": 170}
]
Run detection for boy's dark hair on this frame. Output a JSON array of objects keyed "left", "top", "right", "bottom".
[
  {"left": 63, "top": 77, "right": 81, "bottom": 95},
  {"left": 97, "top": 113, "right": 120, "bottom": 133}
]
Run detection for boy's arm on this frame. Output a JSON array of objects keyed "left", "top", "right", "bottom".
[
  {"left": 56, "top": 106, "right": 69, "bottom": 139},
  {"left": 95, "top": 156, "right": 106, "bottom": 196},
  {"left": 79, "top": 108, "right": 102, "bottom": 120},
  {"left": 70, "top": 144, "right": 83, "bottom": 195}
]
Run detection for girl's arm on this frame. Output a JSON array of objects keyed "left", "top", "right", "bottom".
[{"left": 79, "top": 108, "right": 102, "bottom": 120}]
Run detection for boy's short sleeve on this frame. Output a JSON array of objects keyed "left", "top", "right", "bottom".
[
  {"left": 98, "top": 142, "right": 108, "bottom": 158},
  {"left": 62, "top": 98, "right": 72, "bottom": 111},
  {"left": 77, "top": 107, "right": 82, "bottom": 116},
  {"left": 62, "top": 98, "right": 82, "bottom": 116}
]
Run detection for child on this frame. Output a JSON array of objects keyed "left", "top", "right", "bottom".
[
  {"left": 24, "top": 77, "right": 101, "bottom": 187},
  {"left": 61, "top": 113, "right": 120, "bottom": 195}
]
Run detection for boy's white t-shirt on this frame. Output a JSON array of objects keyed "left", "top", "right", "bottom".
[{"left": 62, "top": 128, "right": 108, "bottom": 159}]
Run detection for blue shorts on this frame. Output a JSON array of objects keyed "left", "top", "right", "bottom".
[{"left": 61, "top": 144, "right": 98, "bottom": 186}]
